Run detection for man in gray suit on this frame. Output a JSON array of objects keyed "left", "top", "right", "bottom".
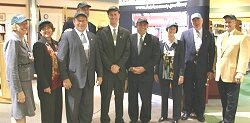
[
  {"left": 57, "top": 12, "right": 103, "bottom": 123},
  {"left": 96, "top": 6, "right": 130, "bottom": 123}
]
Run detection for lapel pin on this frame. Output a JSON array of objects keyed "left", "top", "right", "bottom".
[{"left": 144, "top": 43, "right": 146, "bottom": 45}]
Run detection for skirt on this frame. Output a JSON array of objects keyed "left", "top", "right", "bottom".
[{"left": 9, "top": 81, "right": 36, "bottom": 119}]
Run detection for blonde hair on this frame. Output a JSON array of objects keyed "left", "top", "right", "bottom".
[{"left": 11, "top": 23, "right": 18, "bottom": 31}]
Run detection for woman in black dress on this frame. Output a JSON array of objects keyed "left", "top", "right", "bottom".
[{"left": 33, "top": 20, "right": 62, "bottom": 123}]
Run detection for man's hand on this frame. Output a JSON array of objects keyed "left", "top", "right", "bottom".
[
  {"left": 154, "top": 74, "right": 159, "bottom": 82},
  {"left": 44, "top": 87, "right": 51, "bottom": 94},
  {"left": 133, "top": 66, "right": 145, "bottom": 74},
  {"left": 235, "top": 72, "right": 243, "bottom": 84},
  {"left": 63, "top": 79, "right": 72, "bottom": 90},
  {"left": 17, "top": 91, "right": 25, "bottom": 103},
  {"left": 111, "top": 64, "right": 120, "bottom": 74},
  {"left": 207, "top": 72, "right": 214, "bottom": 80},
  {"left": 96, "top": 77, "right": 103, "bottom": 86},
  {"left": 178, "top": 76, "right": 184, "bottom": 85}
]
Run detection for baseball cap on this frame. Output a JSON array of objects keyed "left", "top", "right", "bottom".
[
  {"left": 191, "top": 13, "right": 202, "bottom": 20},
  {"left": 166, "top": 22, "right": 178, "bottom": 32},
  {"left": 74, "top": 12, "right": 88, "bottom": 18},
  {"left": 137, "top": 18, "right": 148, "bottom": 24},
  {"left": 223, "top": 14, "right": 237, "bottom": 20},
  {"left": 11, "top": 14, "right": 30, "bottom": 25},
  {"left": 107, "top": 6, "right": 120, "bottom": 13},
  {"left": 77, "top": 2, "right": 91, "bottom": 8}
]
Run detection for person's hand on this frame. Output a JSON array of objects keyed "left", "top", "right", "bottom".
[
  {"left": 63, "top": 79, "right": 72, "bottom": 90},
  {"left": 17, "top": 91, "right": 25, "bottom": 103},
  {"left": 207, "top": 72, "right": 214, "bottom": 80},
  {"left": 133, "top": 66, "right": 145, "bottom": 74},
  {"left": 96, "top": 77, "right": 103, "bottom": 86},
  {"left": 154, "top": 74, "right": 159, "bottom": 82},
  {"left": 235, "top": 72, "right": 243, "bottom": 84},
  {"left": 178, "top": 76, "right": 184, "bottom": 85},
  {"left": 111, "top": 64, "right": 120, "bottom": 74},
  {"left": 44, "top": 87, "right": 51, "bottom": 94}
]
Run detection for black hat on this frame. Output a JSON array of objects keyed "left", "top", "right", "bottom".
[
  {"left": 223, "top": 14, "right": 237, "bottom": 20},
  {"left": 136, "top": 18, "right": 148, "bottom": 24},
  {"left": 74, "top": 12, "right": 88, "bottom": 18},
  {"left": 166, "top": 22, "right": 178, "bottom": 33},
  {"left": 107, "top": 6, "right": 120, "bottom": 13},
  {"left": 38, "top": 19, "right": 55, "bottom": 31},
  {"left": 77, "top": 2, "right": 91, "bottom": 8}
]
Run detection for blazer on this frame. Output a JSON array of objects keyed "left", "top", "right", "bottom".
[
  {"left": 57, "top": 29, "right": 103, "bottom": 88},
  {"left": 155, "top": 40, "right": 185, "bottom": 82},
  {"left": 33, "top": 37, "right": 59, "bottom": 90},
  {"left": 3, "top": 32, "right": 33, "bottom": 93},
  {"left": 62, "top": 20, "right": 96, "bottom": 34},
  {"left": 215, "top": 30, "right": 250, "bottom": 82},
  {"left": 181, "top": 28, "right": 215, "bottom": 80},
  {"left": 127, "top": 33, "right": 160, "bottom": 82},
  {"left": 96, "top": 26, "right": 130, "bottom": 81}
]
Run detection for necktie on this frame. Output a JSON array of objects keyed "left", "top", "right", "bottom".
[
  {"left": 80, "top": 33, "right": 89, "bottom": 60},
  {"left": 196, "top": 30, "right": 200, "bottom": 38},
  {"left": 113, "top": 28, "right": 117, "bottom": 44},
  {"left": 138, "top": 35, "right": 143, "bottom": 55},
  {"left": 81, "top": 33, "right": 87, "bottom": 44}
]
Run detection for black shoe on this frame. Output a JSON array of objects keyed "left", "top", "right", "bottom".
[
  {"left": 181, "top": 113, "right": 190, "bottom": 120},
  {"left": 197, "top": 115, "right": 205, "bottom": 122},
  {"left": 158, "top": 117, "right": 168, "bottom": 122}
]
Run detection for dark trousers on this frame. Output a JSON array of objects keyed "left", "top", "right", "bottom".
[
  {"left": 183, "top": 62, "right": 206, "bottom": 117},
  {"left": 128, "top": 77, "right": 153, "bottom": 122},
  {"left": 65, "top": 83, "right": 94, "bottom": 123},
  {"left": 160, "top": 79, "right": 182, "bottom": 120},
  {"left": 38, "top": 87, "right": 62, "bottom": 123},
  {"left": 218, "top": 80, "right": 240, "bottom": 123},
  {"left": 100, "top": 75, "right": 125, "bottom": 123}
]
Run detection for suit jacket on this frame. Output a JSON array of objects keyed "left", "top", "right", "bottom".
[
  {"left": 62, "top": 20, "right": 96, "bottom": 34},
  {"left": 215, "top": 30, "right": 250, "bottom": 82},
  {"left": 57, "top": 29, "right": 103, "bottom": 88},
  {"left": 3, "top": 32, "right": 33, "bottom": 93},
  {"left": 127, "top": 33, "right": 160, "bottom": 82},
  {"left": 181, "top": 28, "right": 215, "bottom": 80},
  {"left": 33, "top": 37, "right": 59, "bottom": 91},
  {"left": 96, "top": 26, "right": 130, "bottom": 81},
  {"left": 155, "top": 40, "right": 185, "bottom": 82}
]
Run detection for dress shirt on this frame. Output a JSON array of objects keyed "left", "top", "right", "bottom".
[
  {"left": 193, "top": 28, "right": 203, "bottom": 52},
  {"left": 109, "top": 24, "right": 119, "bottom": 46}
]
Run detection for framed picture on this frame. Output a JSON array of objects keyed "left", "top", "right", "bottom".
[{"left": 0, "top": 13, "right": 6, "bottom": 21}]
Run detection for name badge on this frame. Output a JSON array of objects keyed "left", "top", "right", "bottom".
[{"left": 167, "top": 50, "right": 175, "bottom": 56}]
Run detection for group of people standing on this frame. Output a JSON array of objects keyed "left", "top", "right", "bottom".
[{"left": 3, "top": 1, "right": 250, "bottom": 123}]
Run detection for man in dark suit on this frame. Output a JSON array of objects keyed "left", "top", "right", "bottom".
[
  {"left": 57, "top": 12, "right": 103, "bottom": 123},
  {"left": 180, "top": 13, "right": 215, "bottom": 122},
  {"left": 96, "top": 6, "right": 130, "bottom": 123},
  {"left": 62, "top": 1, "right": 96, "bottom": 34},
  {"left": 127, "top": 18, "right": 160, "bottom": 123}
]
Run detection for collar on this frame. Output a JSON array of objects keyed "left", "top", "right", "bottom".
[
  {"left": 74, "top": 28, "right": 87, "bottom": 37},
  {"left": 193, "top": 28, "right": 203, "bottom": 34},
  {"left": 137, "top": 33, "right": 146, "bottom": 40},
  {"left": 226, "top": 29, "right": 236, "bottom": 36},
  {"left": 109, "top": 24, "right": 119, "bottom": 31}
]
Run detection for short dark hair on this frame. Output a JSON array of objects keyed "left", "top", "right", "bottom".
[{"left": 223, "top": 14, "right": 237, "bottom": 20}]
